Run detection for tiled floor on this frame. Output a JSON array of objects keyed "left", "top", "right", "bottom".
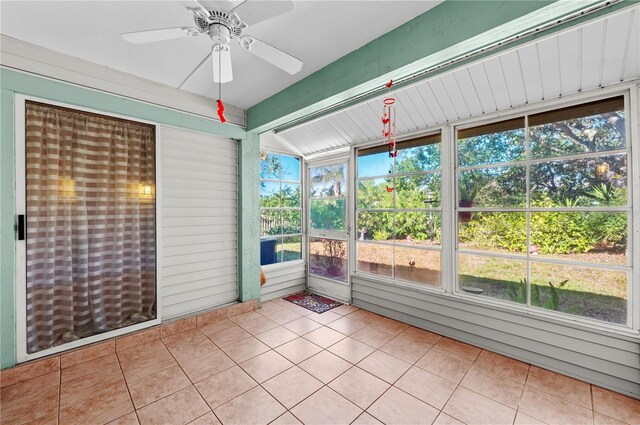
[{"left": 2, "top": 299, "right": 639, "bottom": 425}]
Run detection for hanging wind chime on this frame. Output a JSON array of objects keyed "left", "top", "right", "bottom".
[
  {"left": 383, "top": 80, "right": 396, "bottom": 193},
  {"left": 215, "top": 46, "right": 227, "bottom": 124}
]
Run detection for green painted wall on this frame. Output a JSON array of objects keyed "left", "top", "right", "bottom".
[{"left": 0, "top": 68, "right": 260, "bottom": 369}]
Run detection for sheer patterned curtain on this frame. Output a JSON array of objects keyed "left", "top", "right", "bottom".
[{"left": 25, "top": 102, "right": 156, "bottom": 354}]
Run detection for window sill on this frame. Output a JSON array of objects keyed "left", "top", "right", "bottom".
[{"left": 261, "top": 260, "right": 306, "bottom": 272}]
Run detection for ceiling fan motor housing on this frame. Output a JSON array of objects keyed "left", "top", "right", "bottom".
[{"left": 194, "top": 10, "right": 244, "bottom": 46}]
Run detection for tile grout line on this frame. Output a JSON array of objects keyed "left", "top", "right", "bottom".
[{"left": 115, "top": 344, "right": 143, "bottom": 425}]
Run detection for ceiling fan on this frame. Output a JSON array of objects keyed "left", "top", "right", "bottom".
[{"left": 121, "top": 0, "right": 303, "bottom": 86}]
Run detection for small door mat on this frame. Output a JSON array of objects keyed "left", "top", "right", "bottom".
[{"left": 283, "top": 291, "right": 343, "bottom": 314}]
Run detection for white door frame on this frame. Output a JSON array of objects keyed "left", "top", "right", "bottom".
[
  {"left": 14, "top": 94, "right": 163, "bottom": 363},
  {"left": 306, "top": 156, "right": 352, "bottom": 303}
]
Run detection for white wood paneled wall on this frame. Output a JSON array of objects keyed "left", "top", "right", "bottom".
[
  {"left": 280, "top": 6, "right": 640, "bottom": 155},
  {"left": 161, "top": 126, "right": 238, "bottom": 319}
]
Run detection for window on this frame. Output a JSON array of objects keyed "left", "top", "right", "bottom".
[
  {"left": 456, "top": 96, "right": 629, "bottom": 325},
  {"left": 356, "top": 134, "right": 442, "bottom": 286},
  {"left": 260, "top": 152, "right": 302, "bottom": 265}
]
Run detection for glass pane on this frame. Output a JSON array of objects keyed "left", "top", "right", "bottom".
[
  {"left": 458, "top": 126, "right": 525, "bottom": 167},
  {"left": 458, "top": 253, "right": 527, "bottom": 304},
  {"left": 357, "top": 242, "right": 393, "bottom": 277},
  {"left": 357, "top": 178, "right": 393, "bottom": 209},
  {"left": 395, "top": 212, "right": 441, "bottom": 246},
  {"left": 356, "top": 211, "right": 393, "bottom": 241},
  {"left": 310, "top": 199, "right": 346, "bottom": 231},
  {"left": 458, "top": 212, "right": 526, "bottom": 255},
  {"left": 395, "top": 143, "right": 441, "bottom": 173},
  {"left": 358, "top": 150, "right": 392, "bottom": 178},
  {"left": 282, "top": 210, "right": 302, "bottom": 235},
  {"left": 530, "top": 154, "right": 627, "bottom": 207},
  {"left": 281, "top": 155, "right": 301, "bottom": 181},
  {"left": 394, "top": 247, "right": 441, "bottom": 287},
  {"left": 458, "top": 166, "right": 526, "bottom": 208},
  {"left": 530, "top": 111, "right": 626, "bottom": 159},
  {"left": 260, "top": 236, "right": 279, "bottom": 265},
  {"left": 282, "top": 183, "right": 301, "bottom": 207},
  {"left": 280, "top": 235, "right": 302, "bottom": 262},
  {"left": 260, "top": 181, "right": 280, "bottom": 208},
  {"left": 530, "top": 262, "right": 627, "bottom": 324},
  {"left": 260, "top": 210, "right": 281, "bottom": 236},
  {"left": 310, "top": 164, "right": 347, "bottom": 198},
  {"left": 260, "top": 153, "right": 281, "bottom": 179},
  {"left": 309, "top": 238, "right": 348, "bottom": 282},
  {"left": 530, "top": 212, "right": 627, "bottom": 265},
  {"left": 396, "top": 173, "right": 441, "bottom": 209}
]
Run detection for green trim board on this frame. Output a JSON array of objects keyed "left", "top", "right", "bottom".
[
  {"left": 0, "top": 68, "right": 260, "bottom": 369},
  {"left": 246, "top": 0, "right": 632, "bottom": 133}
]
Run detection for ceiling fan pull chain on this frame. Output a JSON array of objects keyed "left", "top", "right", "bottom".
[{"left": 217, "top": 48, "right": 227, "bottom": 124}]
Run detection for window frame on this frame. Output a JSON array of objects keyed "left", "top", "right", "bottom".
[
  {"left": 260, "top": 150, "right": 305, "bottom": 269},
  {"left": 452, "top": 91, "right": 635, "bottom": 330}
]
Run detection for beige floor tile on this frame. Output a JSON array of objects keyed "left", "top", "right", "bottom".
[
  {"left": 307, "top": 311, "right": 342, "bottom": 325},
  {"left": 120, "top": 348, "right": 176, "bottom": 383},
  {"left": 351, "top": 412, "right": 384, "bottom": 425},
  {"left": 194, "top": 365, "right": 257, "bottom": 409},
  {"left": 460, "top": 367, "right": 524, "bottom": 409},
  {"left": 198, "top": 318, "right": 237, "bottom": 336},
  {"left": 206, "top": 325, "right": 252, "bottom": 348},
  {"left": 290, "top": 387, "right": 362, "bottom": 425},
  {"left": 214, "top": 386, "right": 286, "bottom": 425},
  {"left": 328, "top": 366, "right": 390, "bottom": 409},
  {"left": 518, "top": 387, "right": 593, "bottom": 425},
  {"left": 592, "top": 386, "right": 640, "bottom": 424},
  {"left": 59, "top": 383, "right": 134, "bottom": 425},
  {"left": 275, "top": 337, "right": 323, "bottom": 364},
  {"left": 116, "top": 328, "right": 160, "bottom": 353},
  {"left": 60, "top": 365, "right": 125, "bottom": 407},
  {"left": 240, "top": 350, "right": 293, "bottom": 383},
  {"left": 270, "top": 412, "right": 303, "bottom": 425},
  {"left": 472, "top": 350, "right": 530, "bottom": 384},
  {"left": 107, "top": 412, "right": 140, "bottom": 425},
  {"left": 303, "top": 326, "right": 347, "bottom": 348},
  {"left": 116, "top": 340, "right": 166, "bottom": 364},
  {"left": 368, "top": 387, "right": 439, "bottom": 425},
  {"left": 221, "top": 336, "right": 271, "bottom": 363},
  {"left": 0, "top": 370, "right": 59, "bottom": 404},
  {"left": 280, "top": 303, "right": 315, "bottom": 317},
  {"left": 593, "top": 412, "right": 628, "bottom": 425},
  {"left": 164, "top": 334, "right": 219, "bottom": 364},
  {"left": 229, "top": 310, "right": 263, "bottom": 326},
  {"left": 443, "top": 387, "right": 516, "bottom": 425},
  {"left": 256, "top": 301, "right": 285, "bottom": 316},
  {"left": 188, "top": 412, "right": 221, "bottom": 425},
  {"left": 351, "top": 326, "right": 395, "bottom": 349},
  {"left": 136, "top": 386, "right": 209, "bottom": 425},
  {"left": 369, "top": 317, "right": 410, "bottom": 335},
  {"left": 128, "top": 365, "right": 191, "bottom": 408},
  {"left": 238, "top": 317, "right": 280, "bottom": 335},
  {"left": 327, "top": 316, "right": 370, "bottom": 336},
  {"left": 528, "top": 366, "right": 593, "bottom": 410},
  {"left": 396, "top": 366, "right": 457, "bottom": 410},
  {"left": 299, "top": 350, "right": 352, "bottom": 383},
  {"left": 256, "top": 327, "right": 299, "bottom": 348},
  {"left": 283, "top": 317, "right": 323, "bottom": 335},
  {"left": 379, "top": 332, "right": 434, "bottom": 363},
  {"left": 0, "top": 357, "right": 59, "bottom": 389},
  {"left": 61, "top": 353, "right": 120, "bottom": 383},
  {"left": 402, "top": 326, "right": 442, "bottom": 343},
  {"left": 261, "top": 308, "right": 302, "bottom": 325},
  {"left": 347, "top": 309, "right": 381, "bottom": 324},
  {"left": 161, "top": 318, "right": 198, "bottom": 339},
  {"left": 60, "top": 340, "right": 115, "bottom": 369},
  {"left": 432, "top": 338, "right": 481, "bottom": 363},
  {"left": 514, "top": 412, "right": 548, "bottom": 425},
  {"left": 262, "top": 366, "right": 323, "bottom": 409},
  {"left": 161, "top": 328, "right": 204, "bottom": 346},
  {"left": 415, "top": 349, "right": 472, "bottom": 384},
  {"left": 0, "top": 384, "right": 59, "bottom": 425},
  {"left": 327, "top": 337, "right": 376, "bottom": 364},
  {"left": 332, "top": 305, "right": 360, "bottom": 316},
  {"left": 433, "top": 413, "right": 465, "bottom": 425},
  {"left": 357, "top": 350, "right": 411, "bottom": 384},
  {"left": 180, "top": 349, "right": 236, "bottom": 383}
]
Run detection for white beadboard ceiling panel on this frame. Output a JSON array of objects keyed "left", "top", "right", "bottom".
[{"left": 279, "top": 6, "right": 640, "bottom": 157}]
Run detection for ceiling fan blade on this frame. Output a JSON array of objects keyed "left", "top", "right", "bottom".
[
  {"left": 178, "top": 0, "right": 211, "bottom": 19},
  {"left": 212, "top": 46, "right": 233, "bottom": 83},
  {"left": 198, "top": 0, "right": 243, "bottom": 12},
  {"left": 121, "top": 27, "right": 198, "bottom": 44},
  {"left": 231, "top": 0, "right": 295, "bottom": 26},
  {"left": 239, "top": 37, "right": 302, "bottom": 74}
]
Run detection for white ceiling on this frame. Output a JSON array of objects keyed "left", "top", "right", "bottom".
[
  {"left": 279, "top": 5, "right": 640, "bottom": 156},
  {"left": 0, "top": 0, "right": 442, "bottom": 109}
]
